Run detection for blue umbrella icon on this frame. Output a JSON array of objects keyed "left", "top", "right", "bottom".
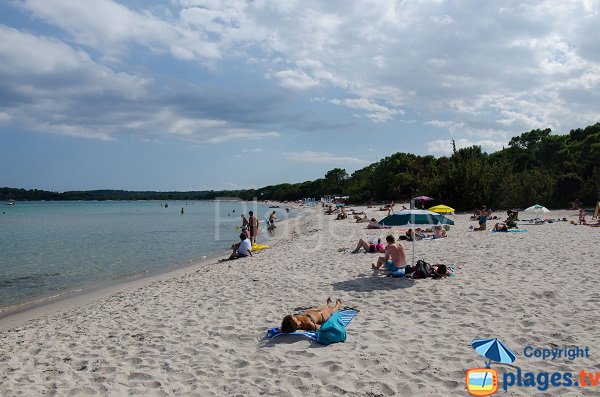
[
  {"left": 472, "top": 338, "right": 516, "bottom": 390},
  {"left": 472, "top": 338, "right": 516, "bottom": 367}
]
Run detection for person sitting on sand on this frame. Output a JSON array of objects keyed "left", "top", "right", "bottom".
[
  {"left": 505, "top": 210, "right": 519, "bottom": 228},
  {"left": 336, "top": 207, "right": 348, "bottom": 220},
  {"left": 579, "top": 208, "right": 587, "bottom": 225},
  {"left": 372, "top": 235, "right": 406, "bottom": 272},
  {"left": 432, "top": 226, "right": 447, "bottom": 239},
  {"left": 366, "top": 218, "right": 382, "bottom": 229},
  {"left": 229, "top": 233, "right": 253, "bottom": 259},
  {"left": 351, "top": 238, "right": 385, "bottom": 254},
  {"left": 399, "top": 229, "right": 414, "bottom": 241},
  {"left": 387, "top": 201, "right": 395, "bottom": 216},
  {"left": 280, "top": 297, "right": 342, "bottom": 332},
  {"left": 355, "top": 214, "right": 369, "bottom": 223}
]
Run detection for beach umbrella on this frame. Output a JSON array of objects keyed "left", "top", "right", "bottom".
[
  {"left": 428, "top": 204, "right": 455, "bottom": 214},
  {"left": 524, "top": 204, "right": 550, "bottom": 213},
  {"left": 471, "top": 338, "right": 516, "bottom": 388},
  {"left": 472, "top": 338, "right": 516, "bottom": 366},
  {"left": 379, "top": 209, "right": 454, "bottom": 265},
  {"left": 413, "top": 196, "right": 434, "bottom": 209}
]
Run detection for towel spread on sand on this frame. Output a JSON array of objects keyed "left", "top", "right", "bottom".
[
  {"left": 266, "top": 309, "right": 358, "bottom": 343},
  {"left": 491, "top": 229, "right": 528, "bottom": 233}
]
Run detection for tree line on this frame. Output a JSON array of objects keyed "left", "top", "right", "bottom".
[{"left": 3, "top": 122, "right": 599, "bottom": 211}]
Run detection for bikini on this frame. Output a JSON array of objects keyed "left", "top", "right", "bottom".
[{"left": 299, "top": 310, "right": 324, "bottom": 331}]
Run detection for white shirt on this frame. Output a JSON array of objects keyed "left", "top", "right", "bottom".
[{"left": 238, "top": 238, "right": 252, "bottom": 256}]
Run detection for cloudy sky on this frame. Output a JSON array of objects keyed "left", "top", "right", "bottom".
[{"left": 1, "top": 0, "right": 599, "bottom": 191}]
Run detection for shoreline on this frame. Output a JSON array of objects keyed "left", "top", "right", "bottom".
[{"left": 0, "top": 202, "right": 306, "bottom": 330}]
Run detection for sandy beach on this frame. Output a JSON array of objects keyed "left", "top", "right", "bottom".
[{"left": 1, "top": 205, "right": 599, "bottom": 396}]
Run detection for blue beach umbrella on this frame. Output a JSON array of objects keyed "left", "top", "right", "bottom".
[
  {"left": 379, "top": 209, "right": 454, "bottom": 265},
  {"left": 471, "top": 338, "right": 516, "bottom": 390},
  {"left": 472, "top": 338, "right": 517, "bottom": 367},
  {"left": 380, "top": 209, "right": 455, "bottom": 227}
]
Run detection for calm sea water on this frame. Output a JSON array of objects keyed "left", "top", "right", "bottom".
[{"left": 0, "top": 200, "right": 290, "bottom": 311}]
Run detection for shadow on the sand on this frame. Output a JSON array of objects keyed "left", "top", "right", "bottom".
[
  {"left": 259, "top": 336, "right": 330, "bottom": 349},
  {"left": 331, "top": 272, "right": 415, "bottom": 292}
]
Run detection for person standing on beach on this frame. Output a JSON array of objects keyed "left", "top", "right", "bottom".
[
  {"left": 241, "top": 214, "right": 249, "bottom": 234},
  {"left": 248, "top": 211, "right": 259, "bottom": 245},
  {"left": 269, "top": 211, "right": 277, "bottom": 228}
]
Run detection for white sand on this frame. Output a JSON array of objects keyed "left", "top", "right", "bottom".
[{"left": 1, "top": 206, "right": 599, "bottom": 396}]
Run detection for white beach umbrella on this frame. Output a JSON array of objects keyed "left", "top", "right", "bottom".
[{"left": 524, "top": 204, "right": 550, "bottom": 213}]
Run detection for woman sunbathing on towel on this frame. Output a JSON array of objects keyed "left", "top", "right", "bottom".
[
  {"left": 351, "top": 238, "right": 385, "bottom": 254},
  {"left": 281, "top": 298, "right": 342, "bottom": 332}
]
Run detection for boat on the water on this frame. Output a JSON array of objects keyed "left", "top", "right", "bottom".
[{"left": 4, "top": 200, "right": 15, "bottom": 206}]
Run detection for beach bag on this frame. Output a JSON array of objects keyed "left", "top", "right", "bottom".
[
  {"left": 414, "top": 260, "right": 435, "bottom": 279},
  {"left": 316, "top": 312, "right": 346, "bottom": 345}
]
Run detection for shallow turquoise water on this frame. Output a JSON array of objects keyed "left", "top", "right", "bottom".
[{"left": 0, "top": 200, "right": 288, "bottom": 310}]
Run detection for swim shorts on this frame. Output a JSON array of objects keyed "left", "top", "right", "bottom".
[{"left": 384, "top": 260, "right": 401, "bottom": 272}]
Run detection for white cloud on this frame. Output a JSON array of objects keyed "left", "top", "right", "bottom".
[
  {"left": 330, "top": 98, "right": 403, "bottom": 123},
  {"left": 0, "top": 25, "right": 280, "bottom": 144},
  {"left": 274, "top": 70, "right": 320, "bottom": 90},
  {"left": 286, "top": 151, "right": 369, "bottom": 165},
  {"left": 19, "top": 0, "right": 221, "bottom": 60},
  {"left": 4, "top": 0, "right": 600, "bottom": 147}
]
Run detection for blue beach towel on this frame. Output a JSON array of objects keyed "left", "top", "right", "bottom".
[
  {"left": 491, "top": 229, "right": 528, "bottom": 233},
  {"left": 266, "top": 309, "right": 358, "bottom": 344}
]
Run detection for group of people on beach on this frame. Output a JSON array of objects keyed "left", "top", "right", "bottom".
[
  {"left": 471, "top": 206, "right": 519, "bottom": 231},
  {"left": 229, "top": 210, "right": 279, "bottom": 259},
  {"left": 350, "top": 233, "right": 448, "bottom": 278}
]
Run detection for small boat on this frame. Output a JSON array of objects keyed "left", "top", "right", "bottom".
[
  {"left": 4, "top": 200, "right": 15, "bottom": 206},
  {"left": 269, "top": 205, "right": 280, "bottom": 208}
]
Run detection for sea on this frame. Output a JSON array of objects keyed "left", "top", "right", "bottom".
[{"left": 0, "top": 200, "right": 293, "bottom": 312}]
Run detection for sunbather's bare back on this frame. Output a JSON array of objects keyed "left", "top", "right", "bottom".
[{"left": 386, "top": 243, "right": 406, "bottom": 266}]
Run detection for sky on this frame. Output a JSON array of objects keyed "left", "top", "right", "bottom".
[{"left": 0, "top": 0, "right": 599, "bottom": 192}]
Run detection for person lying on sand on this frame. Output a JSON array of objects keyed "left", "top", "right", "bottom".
[
  {"left": 366, "top": 218, "right": 382, "bottom": 229},
  {"left": 493, "top": 222, "right": 509, "bottom": 232},
  {"left": 372, "top": 235, "right": 406, "bottom": 272},
  {"left": 401, "top": 263, "right": 449, "bottom": 279},
  {"left": 351, "top": 238, "right": 385, "bottom": 254},
  {"left": 281, "top": 298, "right": 342, "bottom": 332}
]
